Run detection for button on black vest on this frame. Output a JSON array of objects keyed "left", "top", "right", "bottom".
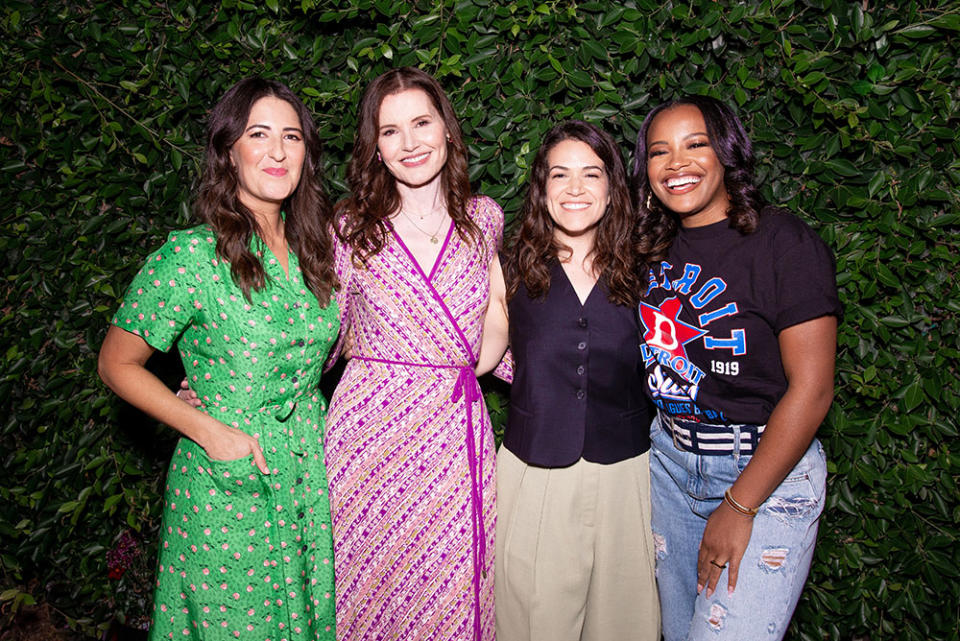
[{"left": 504, "top": 263, "right": 653, "bottom": 467}]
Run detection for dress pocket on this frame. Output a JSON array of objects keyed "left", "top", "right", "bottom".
[
  {"left": 205, "top": 454, "right": 263, "bottom": 492},
  {"left": 178, "top": 437, "right": 264, "bottom": 493}
]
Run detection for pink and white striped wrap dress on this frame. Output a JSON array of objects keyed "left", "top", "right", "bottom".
[{"left": 325, "top": 195, "right": 502, "bottom": 641}]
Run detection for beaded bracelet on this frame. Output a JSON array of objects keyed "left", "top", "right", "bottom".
[{"left": 724, "top": 488, "right": 759, "bottom": 517}]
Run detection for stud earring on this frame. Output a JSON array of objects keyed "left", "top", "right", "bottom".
[
  {"left": 376, "top": 151, "right": 382, "bottom": 162},
  {"left": 646, "top": 193, "right": 652, "bottom": 209}
]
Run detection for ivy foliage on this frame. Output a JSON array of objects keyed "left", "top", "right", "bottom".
[{"left": 1, "top": 0, "right": 958, "bottom": 638}]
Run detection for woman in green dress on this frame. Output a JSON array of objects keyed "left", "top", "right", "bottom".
[{"left": 98, "top": 78, "right": 339, "bottom": 640}]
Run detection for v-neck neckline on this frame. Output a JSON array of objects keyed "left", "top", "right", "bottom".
[
  {"left": 391, "top": 218, "right": 455, "bottom": 283},
  {"left": 557, "top": 260, "right": 599, "bottom": 307},
  {"left": 261, "top": 241, "right": 291, "bottom": 281}
]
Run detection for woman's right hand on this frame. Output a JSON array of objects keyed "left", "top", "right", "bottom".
[
  {"left": 176, "top": 378, "right": 203, "bottom": 408},
  {"left": 99, "top": 327, "right": 269, "bottom": 475},
  {"left": 201, "top": 424, "right": 270, "bottom": 474}
]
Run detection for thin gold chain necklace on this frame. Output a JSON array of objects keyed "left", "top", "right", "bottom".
[{"left": 399, "top": 208, "right": 447, "bottom": 244}]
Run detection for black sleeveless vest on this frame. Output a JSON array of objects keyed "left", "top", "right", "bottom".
[{"left": 504, "top": 262, "right": 653, "bottom": 467}]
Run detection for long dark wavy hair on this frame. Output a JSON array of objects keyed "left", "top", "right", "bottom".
[
  {"left": 631, "top": 95, "right": 765, "bottom": 263},
  {"left": 195, "top": 77, "right": 337, "bottom": 303},
  {"left": 336, "top": 67, "right": 479, "bottom": 264},
  {"left": 504, "top": 120, "right": 642, "bottom": 307}
]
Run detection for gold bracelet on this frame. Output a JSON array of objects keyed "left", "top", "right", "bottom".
[{"left": 724, "top": 488, "right": 759, "bottom": 517}]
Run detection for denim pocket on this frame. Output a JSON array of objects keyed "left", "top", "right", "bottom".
[{"left": 761, "top": 440, "right": 827, "bottom": 520}]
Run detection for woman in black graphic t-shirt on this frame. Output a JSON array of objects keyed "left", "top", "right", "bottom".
[{"left": 631, "top": 96, "right": 841, "bottom": 641}]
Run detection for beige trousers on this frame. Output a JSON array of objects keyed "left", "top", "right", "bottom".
[{"left": 495, "top": 447, "right": 660, "bottom": 641}]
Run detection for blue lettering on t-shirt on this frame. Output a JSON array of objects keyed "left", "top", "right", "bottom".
[
  {"left": 703, "top": 329, "right": 747, "bottom": 356},
  {"left": 659, "top": 262, "right": 674, "bottom": 291},
  {"left": 668, "top": 401, "right": 691, "bottom": 414},
  {"left": 641, "top": 344, "right": 707, "bottom": 385},
  {"left": 644, "top": 269, "right": 659, "bottom": 297},
  {"left": 689, "top": 277, "right": 727, "bottom": 309},
  {"left": 698, "top": 302, "right": 739, "bottom": 327},
  {"left": 672, "top": 264, "right": 702, "bottom": 295}
]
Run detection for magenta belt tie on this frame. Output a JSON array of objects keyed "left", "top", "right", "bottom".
[{"left": 355, "top": 356, "right": 486, "bottom": 641}]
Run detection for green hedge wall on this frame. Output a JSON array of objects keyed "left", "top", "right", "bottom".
[{"left": 2, "top": 0, "right": 958, "bottom": 638}]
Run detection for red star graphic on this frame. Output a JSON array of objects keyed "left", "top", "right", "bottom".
[{"left": 639, "top": 298, "right": 707, "bottom": 360}]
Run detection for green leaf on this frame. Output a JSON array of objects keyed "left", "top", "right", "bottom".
[
  {"left": 823, "top": 159, "right": 859, "bottom": 177},
  {"left": 898, "top": 25, "right": 937, "bottom": 38},
  {"left": 57, "top": 501, "right": 79, "bottom": 514}
]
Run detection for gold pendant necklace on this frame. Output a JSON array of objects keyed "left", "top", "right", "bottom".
[{"left": 400, "top": 208, "right": 447, "bottom": 244}]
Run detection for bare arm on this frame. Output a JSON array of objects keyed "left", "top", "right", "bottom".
[
  {"left": 475, "top": 254, "right": 509, "bottom": 376},
  {"left": 98, "top": 325, "right": 269, "bottom": 473},
  {"left": 697, "top": 314, "right": 837, "bottom": 596}
]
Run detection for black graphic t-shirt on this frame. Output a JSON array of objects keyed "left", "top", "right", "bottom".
[{"left": 639, "top": 207, "right": 841, "bottom": 426}]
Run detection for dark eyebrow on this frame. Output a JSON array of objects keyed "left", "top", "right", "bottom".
[
  {"left": 380, "top": 114, "right": 433, "bottom": 129},
  {"left": 245, "top": 124, "right": 304, "bottom": 135},
  {"left": 549, "top": 164, "right": 605, "bottom": 171},
  {"left": 648, "top": 131, "right": 709, "bottom": 146}
]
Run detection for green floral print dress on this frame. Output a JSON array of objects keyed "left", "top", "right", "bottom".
[{"left": 112, "top": 226, "right": 338, "bottom": 640}]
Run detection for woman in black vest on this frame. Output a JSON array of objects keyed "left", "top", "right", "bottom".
[{"left": 479, "top": 120, "right": 659, "bottom": 641}]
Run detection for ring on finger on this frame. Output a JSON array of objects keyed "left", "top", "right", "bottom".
[{"left": 709, "top": 560, "right": 727, "bottom": 569}]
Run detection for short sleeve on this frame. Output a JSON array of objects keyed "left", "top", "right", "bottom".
[
  {"left": 111, "top": 230, "right": 205, "bottom": 351},
  {"left": 471, "top": 195, "right": 504, "bottom": 264},
  {"left": 325, "top": 224, "right": 355, "bottom": 370},
  {"left": 492, "top": 347, "right": 515, "bottom": 384},
  {"left": 771, "top": 214, "right": 842, "bottom": 331}
]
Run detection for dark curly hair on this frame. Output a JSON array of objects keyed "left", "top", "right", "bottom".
[
  {"left": 194, "top": 77, "right": 337, "bottom": 303},
  {"left": 631, "top": 95, "right": 765, "bottom": 263},
  {"left": 336, "top": 67, "right": 479, "bottom": 264},
  {"left": 504, "top": 120, "right": 642, "bottom": 307}
]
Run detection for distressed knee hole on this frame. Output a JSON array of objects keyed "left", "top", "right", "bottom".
[
  {"left": 653, "top": 531, "right": 666, "bottom": 559},
  {"left": 759, "top": 546, "right": 789, "bottom": 572},
  {"left": 706, "top": 602, "right": 727, "bottom": 631}
]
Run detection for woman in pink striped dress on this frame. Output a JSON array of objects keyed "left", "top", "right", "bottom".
[{"left": 325, "top": 67, "right": 502, "bottom": 641}]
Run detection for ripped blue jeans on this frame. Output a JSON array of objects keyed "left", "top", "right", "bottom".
[{"left": 649, "top": 415, "right": 827, "bottom": 641}]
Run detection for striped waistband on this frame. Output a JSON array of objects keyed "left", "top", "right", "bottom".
[{"left": 659, "top": 412, "right": 765, "bottom": 456}]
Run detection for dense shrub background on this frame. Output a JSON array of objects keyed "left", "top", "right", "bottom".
[{"left": 2, "top": 0, "right": 958, "bottom": 638}]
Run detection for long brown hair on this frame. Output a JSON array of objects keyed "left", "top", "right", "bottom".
[
  {"left": 195, "top": 77, "right": 337, "bottom": 303},
  {"left": 631, "top": 95, "right": 765, "bottom": 264},
  {"left": 504, "top": 120, "right": 642, "bottom": 307},
  {"left": 336, "top": 67, "right": 479, "bottom": 263}
]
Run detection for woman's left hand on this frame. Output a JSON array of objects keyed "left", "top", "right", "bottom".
[
  {"left": 697, "top": 500, "right": 754, "bottom": 598},
  {"left": 176, "top": 378, "right": 203, "bottom": 408},
  {"left": 697, "top": 315, "right": 838, "bottom": 599}
]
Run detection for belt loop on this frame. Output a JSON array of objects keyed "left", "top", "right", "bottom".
[
  {"left": 732, "top": 425, "right": 742, "bottom": 463},
  {"left": 669, "top": 414, "right": 680, "bottom": 450}
]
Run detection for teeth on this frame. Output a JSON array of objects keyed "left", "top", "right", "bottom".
[
  {"left": 667, "top": 176, "right": 700, "bottom": 188},
  {"left": 403, "top": 153, "right": 429, "bottom": 163},
  {"left": 562, "top": 203, "right": 590, "bottom": 210}
]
